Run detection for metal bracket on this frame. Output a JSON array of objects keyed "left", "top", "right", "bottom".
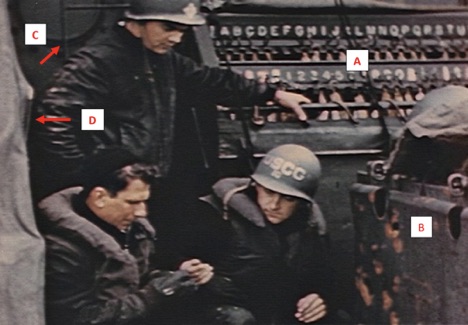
[
  {"left": 447, "top": 173, "right": 468, "bottom": 197},
  {"left": 367, "top": 160, "right": 387, "bottom": 181}
]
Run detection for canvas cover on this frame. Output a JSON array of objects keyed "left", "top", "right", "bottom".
[
  {"left": 406, "top": 85, "right": 468, "bottom": 143},
  {"left": 389, "top": 86, "right": 468, "bottom": 183},
  {"left": 0, "top": 0, "right": 45, "bottom": 323}
]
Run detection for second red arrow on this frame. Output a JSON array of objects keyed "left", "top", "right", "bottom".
[{"left": 36, "top": 115, "right": 70, "bottom": 124}]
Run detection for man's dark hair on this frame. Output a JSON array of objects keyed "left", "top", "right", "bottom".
[{"left": 80, "top": 147, "right": 160, "bottom": 197}]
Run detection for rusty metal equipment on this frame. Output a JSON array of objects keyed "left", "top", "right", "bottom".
[
  {"left": 351, "top": 163, "right": 468, "bottom": 324},
  {"left": 350, "top": 82, "right": 468, "bottom": 323}
]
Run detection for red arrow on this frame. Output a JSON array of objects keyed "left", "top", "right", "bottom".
[
  {"left": 40, "top": 46, "right": 60, "bottom": 65},
  {"left": 36, "top": 115, "right": 71, "bottom": 124}
]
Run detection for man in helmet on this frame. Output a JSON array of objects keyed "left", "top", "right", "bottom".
[
  {"left": 182, "top": 144, "right": 334, "bottom": 324},
  {"left": 30, "top": 0, "right": 310, "bottom": 199},
  {"left": 29, "top": 0, "right": 311, "bottom": 264}
]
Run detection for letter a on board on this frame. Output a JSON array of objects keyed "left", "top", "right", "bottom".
[
  {"left": 346, "top": 50, "right": 368, "bottom": 71},
  {"left": 82, "top": 109, "right": 104, "bottom": 130}
]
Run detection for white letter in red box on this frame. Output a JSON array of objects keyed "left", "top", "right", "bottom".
[{"left": 81, "top": 109, "right": 104, "bottom": 131}]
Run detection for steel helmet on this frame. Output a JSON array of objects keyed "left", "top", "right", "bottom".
[
  {"left": 124, "top": 0, "right": 205, "bottom": 26},
  {"left": 251, "top": 144, "right": 321, "bottom": 203}
]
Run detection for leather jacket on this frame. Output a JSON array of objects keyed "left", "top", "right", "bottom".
[
  {"left": 38, "top": 187, "right": 178, "bottom": 325},
  {"left": 30, "top": 26, "right": 275, "bottom": 196},
  {"left": 38, "top": 187, "right": 248, "bottom": 325}
]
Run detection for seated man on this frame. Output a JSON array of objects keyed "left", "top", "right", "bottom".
[
  {"left": 37, "top": 148, "right": 250, "bottom": 325},
  {"left": 184, "top": 144, "right": 334, "bottom": 324}
]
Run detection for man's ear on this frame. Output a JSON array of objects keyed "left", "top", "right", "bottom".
[
  {"left": 125, "top": 21, "right": 143, "bottom": 38},
  {"left": 88, "top": 187, "right": 109, "bottom": 209}
]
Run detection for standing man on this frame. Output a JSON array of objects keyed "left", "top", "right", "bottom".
[
  {"left": 37, "top": 148, "right": 253, "bottom": 325},
  {"left": 29, "top": 0, "right": 311, "bottom": 252},
  {"left": 29, "top": 0, "right": 309, "bottom": 199},
  {"left": 184, "top": 144, "right": 334, "bottom": 324}
]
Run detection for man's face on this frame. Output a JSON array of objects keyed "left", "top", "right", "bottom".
[
  {"left": 130, "top": 21, "right": 189, "bottom": 54},
  {"left": 255, "top": 184, "right": 299, "bottom": 224},
  {"left": 97, "top": 179, "right": 150, "bottom": 231}
]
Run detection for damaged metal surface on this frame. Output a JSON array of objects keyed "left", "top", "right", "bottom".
[{"left": 352, "top": 176, "right": 468, "bottom": 324}]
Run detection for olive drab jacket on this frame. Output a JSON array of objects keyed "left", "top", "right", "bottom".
[
  {"left": 29, "top": 25, "right": 275, "bottom": 198},
  {"left": 185, "top": 178, "right": 334, "bottom": 324}
]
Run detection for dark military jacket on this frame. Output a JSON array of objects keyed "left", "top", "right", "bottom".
[
  {"left": 38, "top": 187, "right": 162, "bottom": 325},
  {"left": 185, "top": 178, "right": 334, "bottom": 324},
  {"left": 30, "top": 25, "right": 274, "bottom": 198}
]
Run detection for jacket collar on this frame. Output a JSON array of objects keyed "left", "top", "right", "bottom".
[
  {"left": 201, "top": 178, "right": 267, "bottom": 227},
  {"left": 202, "top": 178, "right": 327, "bottom": 235},
  {"left": 38, "top": 187, "right": 156, "bottom": 263}
]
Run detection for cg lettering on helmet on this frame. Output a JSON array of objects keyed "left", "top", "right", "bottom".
[{"left": 262, "top": 155, "right": 307, "bottom": 181}]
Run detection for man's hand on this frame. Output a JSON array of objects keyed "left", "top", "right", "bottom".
[
  {"left": 179, "top": 259, "right": 214, "bottom": 285},
  {"left": 295, "top": 293, "right": 327, "bottom": 323},
  {"left": 274, "top": 90, "right": 310, "bottom": 121},
  {"left": 146, "top": 270, "right": 197, "bottom": 298}
]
